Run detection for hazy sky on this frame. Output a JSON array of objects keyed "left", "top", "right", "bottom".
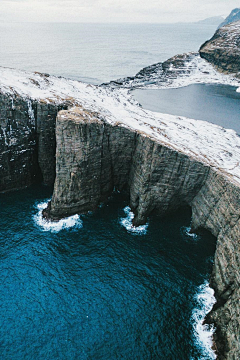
[{"left": 1, "top": 0, "right": 240, "bottom": 23}]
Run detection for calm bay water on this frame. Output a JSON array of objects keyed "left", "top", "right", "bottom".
[
  {"left": 0, "top": 22, "right": 217, "bottom": 84},
  {"left": 0, "top": 186, "right": 216, "bottom": 359},
  {"left": 0, "top": 22, "right": 222, "bottom": 359},
  {"left": 133, "top": 84, "right": 240, "bottom": 134}
]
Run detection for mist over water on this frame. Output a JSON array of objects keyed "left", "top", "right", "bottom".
[{"left": 0, "top": 186, "right": 216, "bottom": 359}]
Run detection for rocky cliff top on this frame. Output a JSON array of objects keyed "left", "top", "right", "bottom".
[
  {"left": 218, "top": 8, "right": 240, "bottom": 28},
  {"left": 104, "top": 52, "right": 240, "bottom": 90},
  {"left": 1, "top": 65, "right": 240, "bottom": 186},
  {"left": 200, "top": 21, "right": 240, "bottom": 76}
]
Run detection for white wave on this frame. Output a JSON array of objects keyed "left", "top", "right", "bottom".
[
  {"left": 236, "top": 87, "right": 240, "bottom": 93},
  {"left": 182, "top": 226, "right": 199, "bottom": 241},
  {"left": 192, "top": 282, "right": 217, "bottom": 360},
  {"left": 33, "top": 200, "right": 83, "bottom": 232},
  {"left": 120, "top": 206, "right": 148, "bottom": 235}
]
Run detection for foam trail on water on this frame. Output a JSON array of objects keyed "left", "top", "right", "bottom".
[
  {"left": 182, "top": 226, "right": 199, "bottom": 241},
  {"left": 120, "top": 206, "right": 148, "bottom": 235},
  {"left": 33, "top": 200, "right": 83, "bottom": 232},
  {"left": 192, "top": 282, "right": 217, "bottom": 360}
]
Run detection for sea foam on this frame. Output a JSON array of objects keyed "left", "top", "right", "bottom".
[
  {"left": 120, "top": 206, "right": 148, "bottom": 235},
  {"left": 192, "top": 282, "right": 217, "bottom": 360},
  {"left": 33, "top": 200, "right": 83, "bottom": 232}
]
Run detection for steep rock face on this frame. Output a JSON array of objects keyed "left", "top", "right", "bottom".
[
  {"left": 1, "top": 59, "right": 239, "bottom": 193},
  {"left": 191, "top": 170, "right": 240, "bottom": 359},
  {"left": 46, "top": 107, "right": 240, "bottom": 359},
  {"left": 0, "top": 92, "right": 66, "bottom": 192},
  {"left": 44, "top": 108, "right": 136, "bottom": 219},
  {"left": 200, "top": 21, "right": 240, "bottom": 76},
  {"left": 218, "top": 8, "right": 240, "bottom": 29},
  {"left": 129, "top": 136, "right": 209, "bottom": 225},
  {"left": 0, "top": 93, "right": 38, "bottom": 191}
]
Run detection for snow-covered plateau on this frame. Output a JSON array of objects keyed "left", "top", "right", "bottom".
[{"left": 0, "top": 54, "right": 240, "bottom": 186}]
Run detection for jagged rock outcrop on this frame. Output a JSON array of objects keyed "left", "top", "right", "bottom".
[
  {"left": 218, "top": 8, "right": 240, "bottom": 29},
  {"left": 200, "top": 21, "right": 240, "bottom": 77}
]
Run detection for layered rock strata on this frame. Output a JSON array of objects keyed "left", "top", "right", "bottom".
[
  {"left": 1, "top": 62, "right": 240, "bottom": 359},
  {"left": 0, "top": 91, "right": 68, "bottom": 192},
  {"left": 45, "top": 106, "right": 240, "bottom": 360},
  {"left": 200, "top": 21, "right": 240, "bottom": 77}
]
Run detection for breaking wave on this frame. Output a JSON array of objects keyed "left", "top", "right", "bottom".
[
  {"left": 120, "top": 206, "right": 148, "bottom": 235},
  {"left": 192, "top": 282, "right": 216, "bottom": 360},
  {"left": 33, "top": 200, "right": 83, "bottom": 232},
  {"left": 181, "top": 226, "right": 200, "bottom": 241}
]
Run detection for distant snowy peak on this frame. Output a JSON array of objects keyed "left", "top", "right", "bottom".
[
  {"left": 218, "top": 8, "right": 240, "bottom": 28},
  {"left": 104, "top": 52, "right": 240, "bottom": 90}
]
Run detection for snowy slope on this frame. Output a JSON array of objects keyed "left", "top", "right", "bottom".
[{"left": 0, "top": 65, "right": 240, "bottom": 185}]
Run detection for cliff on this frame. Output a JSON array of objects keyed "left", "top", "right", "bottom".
[
  {"left": 1, "top": 61, "right": 240, "bottom": 358},
  {"left": 218, "top": 8, "right": 240, "bottom": 29},
  {"left": 0, "top": 66, "right": 120, "bottom": 192},
  {"left": 200, "top": 21, "right": 240, "bottom": 77},
  {"left": 0, "top": 91, "right": 68, "bottom": 191},
  {"left": 45, "top": 105, "right": 240, "bottom": 359},
  {"left": 44, "top": 105, "right": 240, "bottom": 359}
]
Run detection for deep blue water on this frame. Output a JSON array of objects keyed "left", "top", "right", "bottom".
[
  {"left": 0, "top": 22, "right": 222, "bottom": 359},
  {"left": 0, "top": 22, "right": 217, "bottom": 83},
  {"left": 0, "top": 186, "right": 216, "bottom": 359},
  {"left": 133, "top": 84, "right": 240, "bottom": 134}
]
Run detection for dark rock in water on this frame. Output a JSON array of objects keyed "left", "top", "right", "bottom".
[
  {"left": 218, "top": 8, "right": 240, "bottom": 29},
  {"left": 199, "top": 21, "right": 240, "bottom": 77}
]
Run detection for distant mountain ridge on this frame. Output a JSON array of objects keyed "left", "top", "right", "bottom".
[
  {"left": 218, "top": 8, "right": 240, "bottom": 28},
  {"left": 196, "top": 15, "right": 225, "bottom": 26}
]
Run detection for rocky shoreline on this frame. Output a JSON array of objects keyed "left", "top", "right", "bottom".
[{"left": 1, "top": 20, "right": 240, "bottom": 359}]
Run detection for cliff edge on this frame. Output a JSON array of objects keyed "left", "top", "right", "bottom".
[
  {"left": 200, "top": 21, "right": 240, "bottom": 77},
  {"left": 44, "top": 104, "right": 240, "bottom": 359},
  {"left": 1, "top": 46, "right": 240, "bottom": 358}
]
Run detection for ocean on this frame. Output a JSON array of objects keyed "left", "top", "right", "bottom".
[
  {"left": 0, "top": 22, "right": 221, "bottom": 359},
  {"left": 0, "top": 22, "right": 217, "bottom": 84}
]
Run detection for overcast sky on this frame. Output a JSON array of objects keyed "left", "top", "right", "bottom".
[{"left": 1, "top": 0, "right": 240, "bottom": 23}]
